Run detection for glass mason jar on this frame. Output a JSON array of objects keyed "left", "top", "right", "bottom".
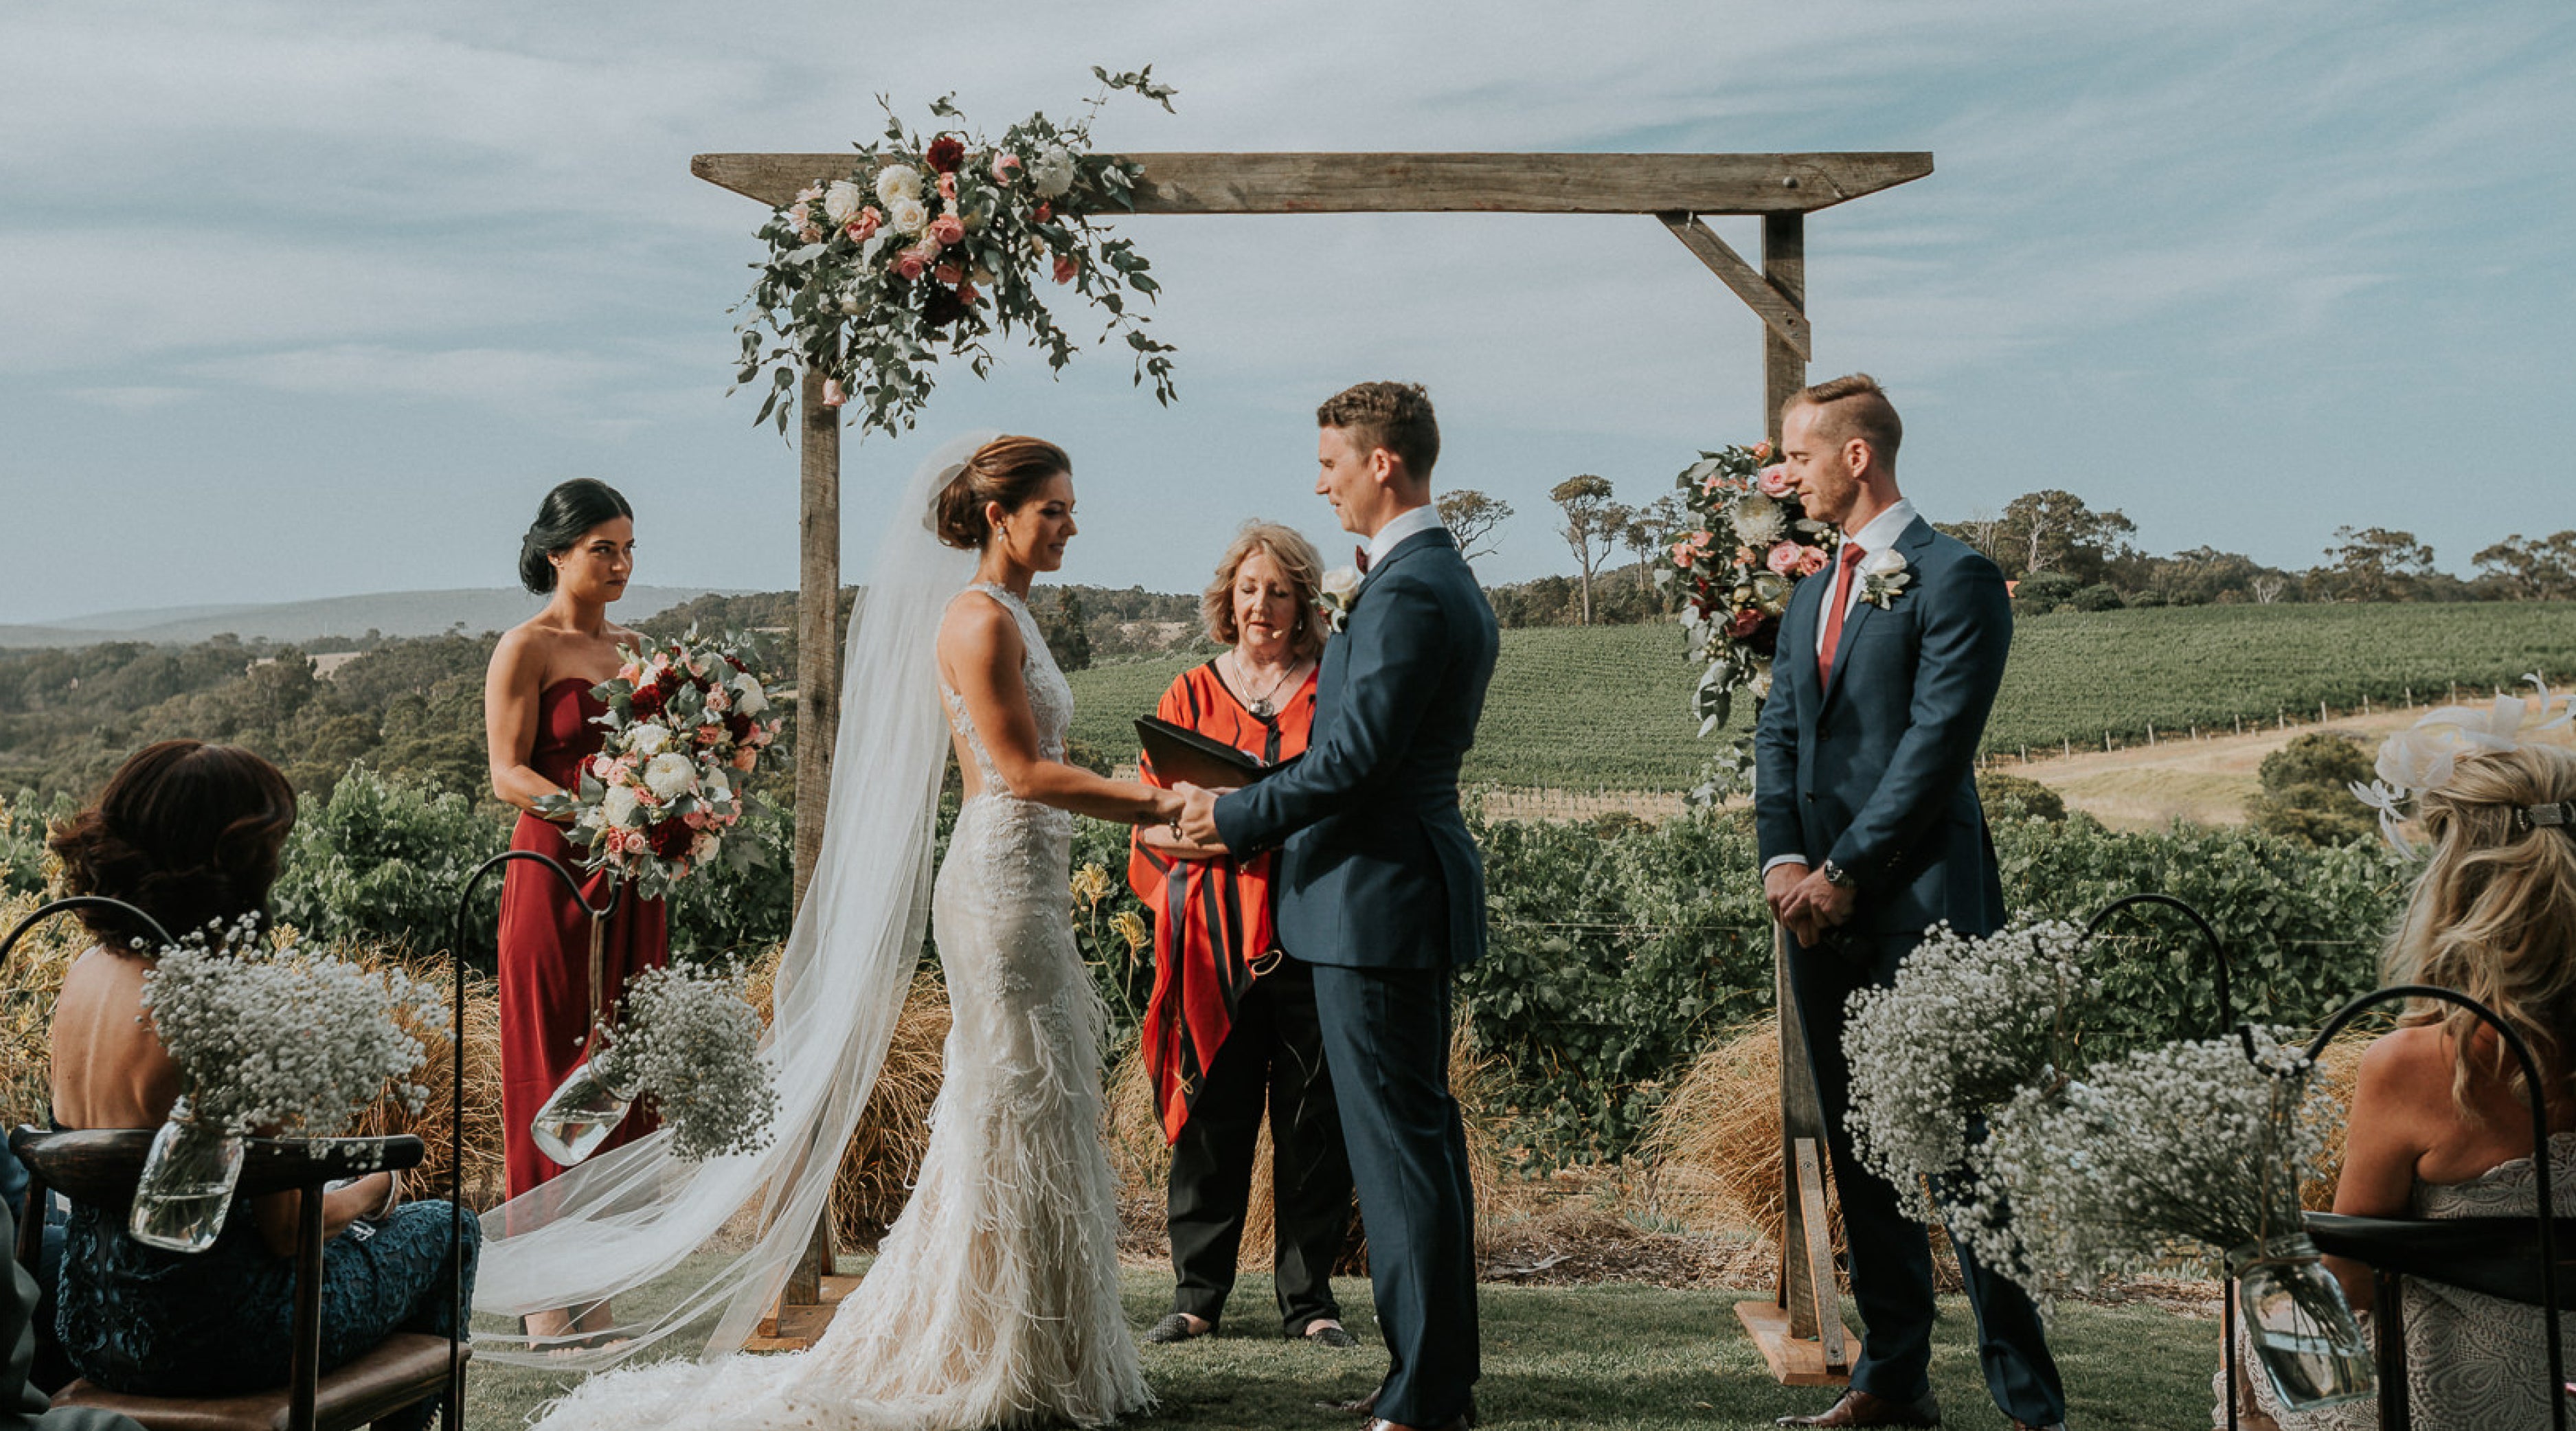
[
  {"left": 2230, "top": 1232, "right": 2375, "bottom": 1410},
  {"left": 130, "top": 1095, "right": 246, "bottom": 1254},
  {"left": 530, "top": 1030, "right": 639, "bottom": 1167}
]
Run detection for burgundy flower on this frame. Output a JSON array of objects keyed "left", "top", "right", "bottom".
[
  {"left": 925, "top": 135, "right": 965, "bottom": 174},
  {"left": 726, "top": 712, "right": 756, "bottom": 744},
  {"left": 1727, "top": 607, "right": 1765, "bottom": 639},
  {"left": 648, "top": 818, "right": 694, "bottom": 860},
  {"left": 1747, "top": 616, "right": 1781, "bottom": 658},
  {"left": 629, "top": 684, "right": 664, "bottom": 720},
  {"left": 920, "top": 284, "right": 967, "bottom": 328}
]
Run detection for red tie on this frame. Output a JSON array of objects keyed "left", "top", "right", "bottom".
[
  {"left": 1355, "top": 544, "right": 1372, "bottom": 574},
  {"left": 1818, "top": 543, "right": 1866, "bottom": 688}
]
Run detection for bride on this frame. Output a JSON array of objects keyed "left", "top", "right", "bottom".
[{"left": 514, "top": 433, "right": 1182, "bottom": 1430}]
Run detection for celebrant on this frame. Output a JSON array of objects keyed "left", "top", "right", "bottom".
[{"left": 1129, "top": 521, "right": 1358, "bottom": 1349}]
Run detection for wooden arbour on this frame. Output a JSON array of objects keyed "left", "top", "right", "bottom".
[{"left": 692, "top": 148, "right": 1931, "bottom": 1372}]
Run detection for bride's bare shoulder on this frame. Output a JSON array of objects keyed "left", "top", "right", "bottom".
[{"left": 937, "top": 589, "right": 1024, "bottom": 673}]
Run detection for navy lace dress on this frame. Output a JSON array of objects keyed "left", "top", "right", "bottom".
[{"left": 54, "top": 1175, "right": 477, "bottom": 1430}]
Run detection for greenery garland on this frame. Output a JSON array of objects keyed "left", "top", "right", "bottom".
[{"left": 732, "top": 67, "right": 1179, "bottom": 437}]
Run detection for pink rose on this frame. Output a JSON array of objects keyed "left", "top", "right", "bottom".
[
  {"left": 784, "top": 203, "right": 810, "bottom": 229},
  {"left": 1794, "top": 545, "right": 1831, "bottom": 577},
  {"left": 991, "top": 153, "right": 1021, "bottom": 183},
  {"left": 1671, "top": 541, "right": 1695, "bottom": 569},
  {"left": 845, "top": 207, "right": 881, "bottom": 242},
  {"left": 1757, "top": 464, "right": 1794, "bottom": 497},
  {"left": 1728, "top": 607, "right": 1765, "bottom": 638},
  {"left": 698, "top": 723, "right": 725, "bottom": 745},
  {"left": 1766, "top": 541, "right": 1803, "bottom": 576},
  {"left": 1052, "top": 253, "right": 1078, "bottom": 284},
  {"left": 927, "top": 213, "right": 965, "bottom": 247},
  {"left": 934, "top": 262, "right": 962, "bottom": 286},
  {"left": 822, "top": 376, "right": 848, "bottom": 407},
  {"left": 797, "top": 225, "right": 824, "bottom": 245},
  {"left": 590, "top": 753, "right": 616, "bottom": 779},
  {"left": 732, "top": 749, "right": 758, "bottom": 773},
  {"left": 793, "top": 185, "right": 823, "bottom": 205},
  {"left": 936, "top": 171, "right": 957, "bottom": 203},
  {"left": 683, "top": 810, "right": 710, "bottom": 830},
  {"left": 892, "top": 247, "right": 929, "bottom": 281},
  {"left": 1737, "top": 545, "right": 1758, "bottom": 567}
]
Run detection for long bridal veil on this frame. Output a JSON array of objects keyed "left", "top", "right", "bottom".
[{"left": 471, "top": 431, "right": 995, "bottom": 1370}]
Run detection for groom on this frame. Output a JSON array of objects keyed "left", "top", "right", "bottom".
[
  {"left": 1178, "top": 381, "right": 1496, "bottom": 1431},
  {"left": 1756, "top": 375, "right": 2065, "bottom": 1430}
]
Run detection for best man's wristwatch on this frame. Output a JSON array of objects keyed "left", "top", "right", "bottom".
[{"left": 1820, "top": 859, "right": 1857, "bottom": 890}]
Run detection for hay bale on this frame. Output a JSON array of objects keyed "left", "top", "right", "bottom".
[
  {"left": 1637, "top": 1017, "right": 1818, "bottom": 1248},
  {"left": 348, "top": 947, "right": 506, "bottom": 1207},
  {"left": 2302, "top": 1030, "right": 2371, "bottom": 1210},
  {"left": 828, "top": 973, "right": 951, "bottom": 1247},
  {"left": 0, "top": 892, "right": 85, "bottom": 1133}
]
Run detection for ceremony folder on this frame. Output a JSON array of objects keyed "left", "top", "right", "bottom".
[{"left": 1135, "top": 716, "right": 1283, "bottom": 789}]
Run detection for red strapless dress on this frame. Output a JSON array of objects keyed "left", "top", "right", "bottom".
[{"left": 496, "top": 677, "right": 670, "bottom": 1200}]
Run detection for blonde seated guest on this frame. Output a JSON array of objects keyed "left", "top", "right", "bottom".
[
  {"left": 45, "top": 741, "right": 477, "bottom": 1431},
  {"left": 2219, "top": 743, "right": 2576, "bottom": 1431}
]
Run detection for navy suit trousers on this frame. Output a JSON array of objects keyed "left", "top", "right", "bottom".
[
  {"left": 1310, "top": 961, "right": 1479, "bottom": 1426},
  {"left": 1787, "top": 930, "right": 2064, "bottom": 1426}
]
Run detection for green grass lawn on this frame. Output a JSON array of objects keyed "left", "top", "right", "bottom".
[
  {"left": 468, "top": 1264, "right": 2219, "bottom": 1429},
  {"left": 1067, "top": 600, "right": 2576, "bottom": 791}
]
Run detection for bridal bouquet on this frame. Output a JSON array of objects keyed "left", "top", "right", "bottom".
[
  {"left": 734, "top": 66, "right": 1179, "bottom": 438},
  {"left": 133, "top": 917, "right": 441, "bottom": 1250},
  {"left": 1658, "top": 442, "right": 1838, "bottom": 800},
  {"left": 532, "top": 628, "right": 784, "bottom": 901}
]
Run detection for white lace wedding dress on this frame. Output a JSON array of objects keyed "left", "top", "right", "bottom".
[{"left": 531, "top": 583, "right": 1149, "bottom": 1431}]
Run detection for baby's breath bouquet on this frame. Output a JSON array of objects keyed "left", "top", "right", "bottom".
[
  {"left": 1972, "top": 1032, "right": 2369, "bottom": 1409},
  {"left": 530, "top": 962, "right": 778, "bottom": 1166},
  {"left": 131, "top": 918, "right": 441, "bottom": 1252},
  {"left": 1842, "top": 917, "right": 2097, "bottom": 1221}
]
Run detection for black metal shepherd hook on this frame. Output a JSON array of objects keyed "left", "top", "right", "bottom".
[
  {"left": 2083, "top": 891, "right": 2236, "bottom": 1033},
  {"left": 446, "top": 850, "right": 618, "bottom": 1413}
]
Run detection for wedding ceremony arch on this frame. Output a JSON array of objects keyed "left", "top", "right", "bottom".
[{"left": 690, "top": 147, "right": 1933, "bottom": 1379}]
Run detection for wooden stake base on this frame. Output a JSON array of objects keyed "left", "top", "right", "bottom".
[
  {"left": 1735, "top": 1299, "right": 1854, "bottom": 1387},
  {"left": 745, "top": 1273, "right": 860, "bottom": 1353}
]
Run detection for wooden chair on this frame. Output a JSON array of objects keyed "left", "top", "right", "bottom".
[
  {"left": 2304, "top": 1210, "right": 2576, "bottom": 1431},
  {"left": 8, "top": 1128, "right": 466, "bottom": 1431}
]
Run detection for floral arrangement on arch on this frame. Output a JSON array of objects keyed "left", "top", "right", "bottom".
[
  {"left": 1656, "top": 441, "right": 1838, "bottom": 800},
  {"left": 532, "top": 628, "right": 786, "bottom": 900},
  {"left": 734, "top": 67, "right": 1180, "bottom": 438}
]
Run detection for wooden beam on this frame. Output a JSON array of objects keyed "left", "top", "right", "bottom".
[
  {"left": 1657, "top": 212, "right": 1810, "bottom": 360},
  {"left": 691, "top": 151, "right": 1932, "bottom": 216},
  {"left": 791, "top": 365, "right": 841, "bottom": 908},
  {"left": 1761, "top": 213, "right": 1807, "bottom": 447}
]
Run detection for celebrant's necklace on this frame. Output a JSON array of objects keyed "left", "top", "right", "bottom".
[{"left": 1230, "top": 653, "right": 1306, "bottom": 721}]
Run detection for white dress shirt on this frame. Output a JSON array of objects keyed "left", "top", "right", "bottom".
[
  {"left": 1811, "top": 497, "right": 1919, "bottom": 659},
  {"left": 1364, "top": 504, "right": 1447, "bottom": 570}
]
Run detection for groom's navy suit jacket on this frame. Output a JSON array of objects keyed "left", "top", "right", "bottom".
[
  {"left": 1214, "top": 528, "right": 1499, "bottom": 969},
  {"left": 1754, "top": 515, "right": 2010, "bottom": 941}
]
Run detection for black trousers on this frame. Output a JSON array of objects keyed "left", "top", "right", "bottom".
[
  {"left": 1166, "top": 957, "right": 1356, "bottom": 1335},
  {"left": 1787, "top": 929, "right": 2064, "bottom": 1426}
]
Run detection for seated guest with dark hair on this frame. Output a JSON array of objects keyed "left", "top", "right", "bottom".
[
  {"left": 2221, "top": 742, "right": 2576, "bottom": 1430},
  {"left": 44, "top": 741, "right": 477, "bottom": 1431}
]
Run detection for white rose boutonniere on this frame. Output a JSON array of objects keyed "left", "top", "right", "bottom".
[
  {"left": 1857, "top": 547, "right": 1912, "bottom": 609},
  {"left": 1318, "top": 565, "right": 1362, "bottom": 634}
]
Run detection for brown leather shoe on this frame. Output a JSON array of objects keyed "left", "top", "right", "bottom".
[
  {"left": 1775, "top": 1388, "right": 1943, "bottom": 1427},
  {"left": 1320, "top": 1384, "right": 1381, "bottom": 1417}
]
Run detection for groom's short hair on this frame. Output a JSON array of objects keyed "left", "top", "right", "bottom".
[
  {"left": 1789, "top": 372, "right": 1902, "bottom": 467},
  {"left": 1318, "top": 382, "right": 1439, "bottom": 483}
]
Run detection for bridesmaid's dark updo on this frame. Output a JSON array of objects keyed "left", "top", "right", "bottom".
[
  {"left": 519, "top": 479, "right": 635, "bottom": 594},
  {"left": 931, "top": 436, "right": 1070, "bottom": 551},
  {"left": 47, "top": 740, "right": 297, "bottom": 949}
]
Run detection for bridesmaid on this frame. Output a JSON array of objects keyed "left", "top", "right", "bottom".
[{"left": 482, "top": 478, "right": 668, "bottom": 1347}]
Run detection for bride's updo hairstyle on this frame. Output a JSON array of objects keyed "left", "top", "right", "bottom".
[
  {"left": 47, "top": 739, "right": 297, "bottom": 950},
  {"left": 931, "top": 436, "right": 1071, "bottom": 551},
  {"left": 520, "top": 478, "right": 635, "bottom": 594}
]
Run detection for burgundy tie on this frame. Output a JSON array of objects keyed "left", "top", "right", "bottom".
[
  {"left": 1355, "top": 544, "right": 1372, "bottom": 574},
  {"left": 1818, "top": 543, "right": 1866, "bottom": 689}
]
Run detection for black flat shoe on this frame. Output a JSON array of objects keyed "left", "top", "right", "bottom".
[{"left": 1144, "top": 1312, "right": 1210, "bottom": 1344}]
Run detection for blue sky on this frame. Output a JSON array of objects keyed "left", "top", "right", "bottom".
[{"left": 2, "top": 1, "right": 2568, "bottom": 624}]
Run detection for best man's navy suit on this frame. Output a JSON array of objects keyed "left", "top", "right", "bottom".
[
  {"left": 1216, "top": 526, "right": 1496, "bottom": 1429},
  {"left": 1753, "top": 515, "right": 2064, "bottom": 1426}
]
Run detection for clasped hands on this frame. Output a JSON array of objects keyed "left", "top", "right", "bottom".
[
  {"left": 1765, "top": 861, "right": 1857, "bottom": 948},
  {"left": 1148, "top": 782, "right": 1230, "bottom": 856}
]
